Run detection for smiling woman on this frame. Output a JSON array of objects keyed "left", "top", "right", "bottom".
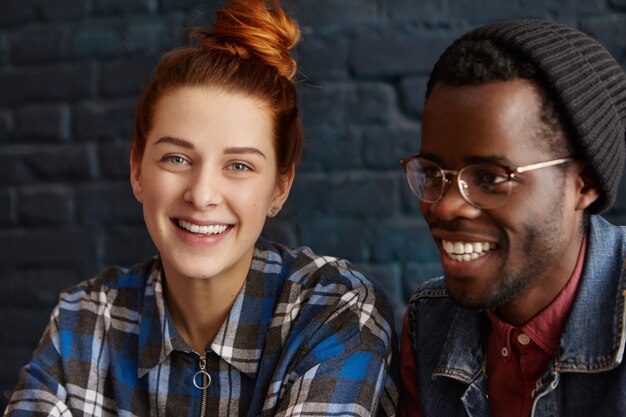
[{"left": 4, "top": 1, "right": 398, "bottom": 416}]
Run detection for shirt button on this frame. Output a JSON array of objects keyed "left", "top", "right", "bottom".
[
  {"left": 518, "top": 333, "right": 531, "bottom": 345},
  {"left": 501, "top": 347, "right": 509, "bottom": 357}
]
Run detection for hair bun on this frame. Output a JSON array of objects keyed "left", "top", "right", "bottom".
[{"left": 195, "top": 0, "right": 301, "bottom": 81}]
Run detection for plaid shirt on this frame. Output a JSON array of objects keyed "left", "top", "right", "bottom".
[{"left": 5, "top": 238, "right": 398, "bottom": 416}]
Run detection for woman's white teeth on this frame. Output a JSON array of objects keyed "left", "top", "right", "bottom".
[
  {"left": 443, "top": 240, "right": 492, "bottom": 262},
  {"left": 178, "top": 220, "right": 227, "bottom": 235}
]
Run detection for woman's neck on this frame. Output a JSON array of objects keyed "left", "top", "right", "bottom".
[{"left": 163, "top": 250, "right": 253, "bottom": 353}]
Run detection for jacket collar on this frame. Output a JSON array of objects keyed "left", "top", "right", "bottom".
[{"left": 554, "top": 216, "right": 626, "bottom": 372}]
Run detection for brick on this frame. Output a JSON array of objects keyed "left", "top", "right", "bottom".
[
  {"left": 610, "top": 0, "right": 626, "bottom": 9},
  {"left": 0, "top": 308, "right": 53, "bottom": 349},
  {"left": 299, "top": 218, "right": 374, "bottom": 262},
  {"left": 449, "top": 0, "right": 521, "bottom": 23},
  {"left": 261, "top": 219, "right": 298, "bottom": 247},
  {"left": 160, "top": 0, "right": 222, "bottom": 11},
  {"left": 288, "top": 173, "right": 400, "bottom": 218},
  {"left": 0, "top": 149, "right": 36, "bottom": 186},
  {"left": 580, "top": 16, "right": 626, "bottom": 61},
  {"left": 404, "top": 262, "right": 443, "bottom": 300},
  {"left": 99, "top": 141, "right": 132, "bottom": 179},
  {"left": 23, "top": 145, "right": 98, "bottom": 181},
  {"left": 399, "top": 76, "right": 428, "bottom": 119},
  {"left": 350, "top": 27, "right": 459, "bottom": 78},
  {"left": 1, "top": 267, "right": 81, "bottom": 310},
  {"left": 372, "top": 218, "right": 439, "bottom": 263},
  {"left": 9, "top": 24, "right": 71, "bottom": 64},
  {"left": 38, "top": 0, "right": 91, "bottom": 20},
  {"left": 0, "top": 111, "right": 12, "bottom": 143},
  {"left": 93, "top": 0, "right": 157, "bottom": 14},
  {"left": 19, "top": 185, "right": 74, "bottom": 225},
  {"left": 0, "top": 227, "right": 97, "bottom": 268},
  {"left": 297, "top": 33, "right": 350, "bottom": 82},
  {"left": 15, "top": 104, "right": 71, "bottom": 142},
  {"left": 126, "top": 17, "right": 178, "bottom": 54},
  {"left": 283, "top": 0, "right": 379, "bottom": 31},
  {"left": 0, "top": 0, "right": 36, "bottom": 28},
  {"left": 0, "top": 34, "right": 7, "bottom": 66},
  {"left": 0, "top": 189, "right": 17, "bottom": 224},
  {"left": 77, "top": 182, "right": 143, "bottom": 224},
  {"left": 325, "top": 173, "right": 400, "bottom": 217},
  {"left": 0, "top": 64, "right": 95, "bottom": 106},
  {"left": 75, "top": 99, "right": 136, "bottom": 140},
  {"left": 363, "top": 125, "right": 421, "bottom": 170},
  {"left": 298, "top": 82, "right": 395, "bottom": 128},
  {"left": 70, "top": 21, "right": 125, "bottom": 59},
  {"left": 1, "top": 345, "right": 33, "bottom": 401},
  {"left": 380, "top": 0, "right": 449, "bottom": 23},
  {"left": 299, "top": 126, "right": 362, "bottom": 173},
  {"left": 547, "top": 0, "right": 605, "bottom": 16},
  {"left": 98, "top": 55, "right": 158, "bottom": 97},
  {"left": 103, "top": 225, "right": 156, "bottom": 265}
]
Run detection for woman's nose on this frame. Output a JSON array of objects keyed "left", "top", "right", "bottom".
[{"left": 183, "top": 168, "right": 224, "bottom": 210}]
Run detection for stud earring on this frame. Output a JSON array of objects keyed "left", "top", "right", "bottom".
[{"left": 269, "top": 207, "right": 278, "bottom": 217}]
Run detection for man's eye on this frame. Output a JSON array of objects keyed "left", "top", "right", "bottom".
[
  {"left": 423, "top": 167, "right": 443, "bottom": 179},
  {"left": 473, "top": 168, "right": 510, "bottom": 193},
  {"left": 480, "top": 171, "right": 508, "bottom": 185}
]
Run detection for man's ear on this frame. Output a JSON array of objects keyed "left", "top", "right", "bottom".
[
  {"left": 130, "top": 146, "right": 144, "bottom": 204},
  {"left": 573, "top": 162, "right": 600, "bottom": 210}
]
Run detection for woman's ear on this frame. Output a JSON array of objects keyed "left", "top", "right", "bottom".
[
  {"left": 270, "top": 164, "right": 295, "bottom": 215},
  {"left": 129, "top": 146, "right": 144, "bottom": 204},
  {"left": 573, "top": 162, "right": 600, "bottom": 211}
]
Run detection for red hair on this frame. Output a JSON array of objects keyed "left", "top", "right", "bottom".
[{"left": 131, "top": 0, "right": 302, "bottom": 177}]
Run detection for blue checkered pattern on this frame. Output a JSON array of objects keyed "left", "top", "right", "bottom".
[{"left": 5, "top": 238, "right": 398, "bottom": 416}]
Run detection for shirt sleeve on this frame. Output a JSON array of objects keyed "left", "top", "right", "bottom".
[
  {"left": 270, "top": 285, "right": 399, "bottom": 417},
  {"left": 400, "top": 311, "right": 423, "bottom": 417},
  {"left": 4, "top": 307, "right": 72, "bottom": 416}
]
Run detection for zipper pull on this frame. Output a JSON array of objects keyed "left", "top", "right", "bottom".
[{"left": 193, "top": 355, "right": 212, "bottom": 390}]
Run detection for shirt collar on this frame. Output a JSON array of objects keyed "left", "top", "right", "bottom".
[
  {"left": 137, "top": 257, "right": 176, "bottom": 378},
  {"left": 487, "top": 234, "right": 587, "bottom": 356}
]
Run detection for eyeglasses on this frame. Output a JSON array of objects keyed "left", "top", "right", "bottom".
[{"left": 400, "top": 156, "right": 572, "bottom": 209}]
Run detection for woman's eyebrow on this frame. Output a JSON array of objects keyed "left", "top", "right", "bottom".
[
  {"left": 223, "top": 147, "right": 267, "bottom": 159},
  {"left": 154, "top": 136, "right": 194, "bottom": 149}
]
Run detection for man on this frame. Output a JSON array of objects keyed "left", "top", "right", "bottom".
[{"left": 400, "top": 20, "right": 626, "bottom": 417}]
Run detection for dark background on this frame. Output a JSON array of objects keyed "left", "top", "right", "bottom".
[{"left": 1, "top": 0, "right": 626, "bottom": 410}]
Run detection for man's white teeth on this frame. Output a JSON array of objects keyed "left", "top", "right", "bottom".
[
  {"left": 442, "top": 240, "right": 492, "bottom": 262},
  {"left": 178, "top": 220, "right": 228, "bottom": 235}
]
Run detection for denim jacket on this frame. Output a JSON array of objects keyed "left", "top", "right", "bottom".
[{"left": 406, "top": 215, "right": 626, "bottom": 417}]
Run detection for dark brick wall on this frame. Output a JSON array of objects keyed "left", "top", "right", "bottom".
[{"left": 1, "top": 0, "right": 626, "bottom": 408}]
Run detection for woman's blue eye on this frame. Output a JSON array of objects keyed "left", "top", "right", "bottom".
[
  {"left": 232, "top": 162, "right": 250, "bottom": 171},
  {"left": 167, "top": 156, "right": 187, "bottom": 165}
]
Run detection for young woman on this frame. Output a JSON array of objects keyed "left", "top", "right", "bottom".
[{"left": 4, "top": 1, "right": 398, "bottom": 416}]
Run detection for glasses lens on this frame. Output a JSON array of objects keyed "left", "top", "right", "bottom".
[
  {"left": 461, "top": 164, "right": 512, "bottom": 208},
  {"left": 404, "top": 158, "right": 444, "bottom": 202}
]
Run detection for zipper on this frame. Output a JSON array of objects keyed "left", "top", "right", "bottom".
[{"left": 192, "top": 352, "right": 211, "bottom": 417}]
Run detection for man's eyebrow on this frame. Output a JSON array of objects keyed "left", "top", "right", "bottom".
[
  {"left": 224, "top": 147, "right": 267, "bottom": 159},
  {"left": 154, "top": 136, "right": 194, "bottom": 149},
  {"left": 419, "top": 152, "right": 512, "bottom": 167}
]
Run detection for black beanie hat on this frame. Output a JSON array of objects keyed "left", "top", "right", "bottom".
[{"left": 439, "top": 20, "right": 626, "bottom": 213}]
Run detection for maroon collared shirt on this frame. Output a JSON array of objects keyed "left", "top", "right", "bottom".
[{"left": 486, "top": 235, "right": 586, "bottom": 417}]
